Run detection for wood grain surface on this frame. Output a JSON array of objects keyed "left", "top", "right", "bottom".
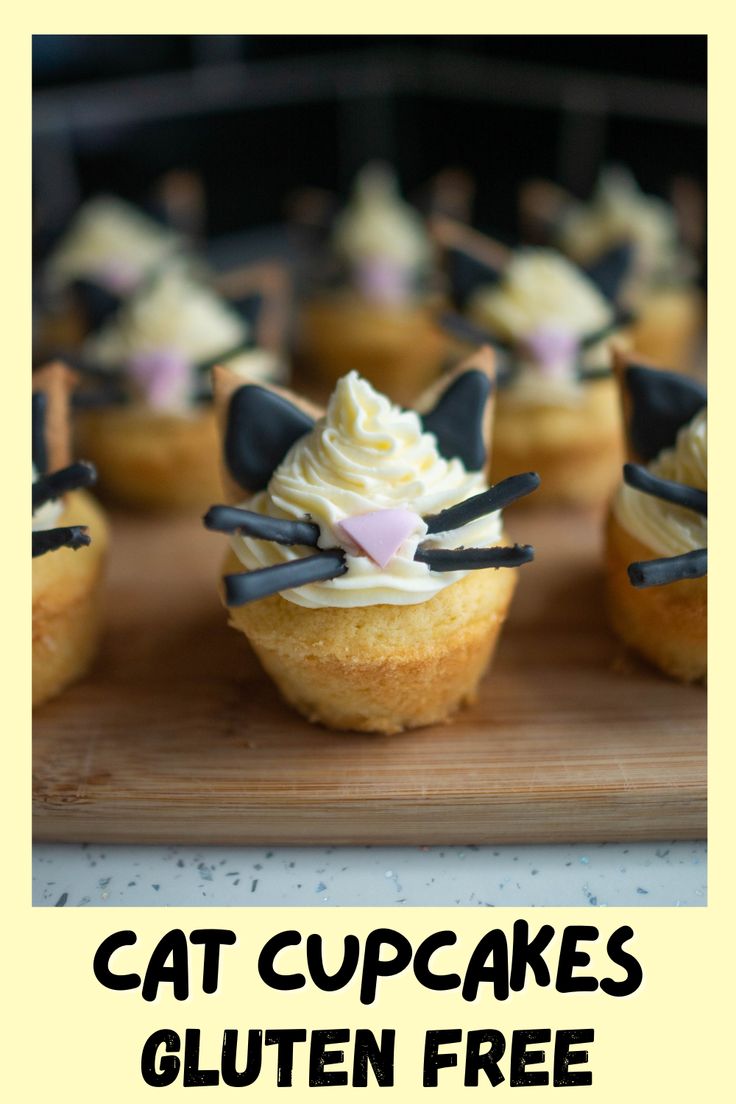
[{"left": 32, "top": 505, "right": 706, "bottom": 844}]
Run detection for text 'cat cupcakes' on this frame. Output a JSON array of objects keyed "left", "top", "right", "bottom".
[
  {"left": 33, "top": 363, "right": 109, "bottom": 707},
  {"left": 204, "top": 349, "right": 539, "bottom": 734},
  {"left": 604, "top": 353, "right": 706, "bottom": 682}
]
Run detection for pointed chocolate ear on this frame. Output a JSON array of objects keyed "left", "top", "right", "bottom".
[
  {"left": 32, "top": 362, "right": 78, "bottom": 472},
  {"left": 585, "top": 242, "right": 635, "bottom": 303},
  {"left": 72, "top": 278, "right": 123, "bottom": 332},
  {"left": 212, "top": 365, "right": 324, "bottom": 499},
  {"left": 446, "top": 247, "right": 503, "bottom": 309},
  {"left": 418, "top": 347, "right": 495, "bottom": 472},
  {"left": 613, "top": 348, "right": 706, "bottom": 462}
]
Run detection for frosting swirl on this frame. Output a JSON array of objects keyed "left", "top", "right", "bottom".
[
  {"left": 83, "top": 265, "right": 281, "bottom": 412},
  {"left": 469, "top": 249, "right": 614, "bottom": 405},
  {"left": 47, "top": 195, "right": 181, "bottom": 294},
  {"left": 559, "top": 167, "right": 682, "bottom": 288},
  {"left": 613, "top": 408, "right": 707, "bottom": 556},
  {"left": 230, "top": 372, "right": 503, "bottom": 608}
]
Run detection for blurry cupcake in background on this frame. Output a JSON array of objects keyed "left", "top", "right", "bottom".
[
  {"left": 604, "top": 352, "right": 706, "bottom": 682},
  {"left": 519, "top": 166, "right": 704, "bottom": 372},
  {"left": 74, "top": 263, "right": 287, "bottom": 512},
  {"left": 33, "top": 363, "right": 109, "bottom": 707},
  {"left": 37, "top": 195, "right": 185, "bottom": 355},
  {"left": 436, "top": 218, "right": 630, "bottom": 506},
  {"left": 296, "top": 163, "right": 449, "bottom": 406}
]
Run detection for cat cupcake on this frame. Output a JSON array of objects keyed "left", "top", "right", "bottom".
[
  {"left": 297, "top": 163, "right": 448, "bottom": 406},
  {"left": 436, "top": 219, "right": 630, "bottom": 506},
  {"left": 33, "top": 363, "right": 109, "bottom": 707},
  {"left": 203, "top": 348, "right": 538, "bottom": 734},
  {"left": 604, "top": 353, "right": 706, "bottom": 682},
  {"left": 519, "top": 167, "right": 704, "bottom": 371},
  {"left": 74, "top": 263, "right": 286, "bottom": 512},
  {"left": 38, "top": 195, "right": 184, "bottom": 354}
]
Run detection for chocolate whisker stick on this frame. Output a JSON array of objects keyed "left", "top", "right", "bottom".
[
  {"left": 623, "top": 463, "right": 707, "bottom": 517},
  {"left": 627, "top": 547, "right": 707, "bottom": 588},
  {"left": 415, "top": 544, "right": 534, "bottom": 571},
  {"left": 204, "top": 505, "right": 320, "bottom": 547},
  {"left": 424, "top": 472, "right": 540, "bottom": 533},
  {"left": 32, "top": 525, "right": 90, "bottom": 558},
  {"left": 32, "top": 461, "right": 97, "bottom": 511},
  {"left": 580, "top": 309, "right": 635, "bottom": 349},
  {"left": 224, "top": 550, "right": 347, "bottom": 606}
]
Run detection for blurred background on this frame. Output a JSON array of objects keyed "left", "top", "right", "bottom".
[{"left": 33, "top": 35, "right": 706, "bottom": 246}]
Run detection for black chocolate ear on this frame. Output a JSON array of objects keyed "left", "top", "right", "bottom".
[
  {"left": 32, "top": 391, "right": 47, "bottom": 474},
  {"left": 72, "top": 278, "right": 123, "bottom": 331},
  {"left": 231, "top": 291, "right": 262, "bottom": 338},
  {"left": 225, "top": 384, "right": 315, "bottom": 493},
  {"left": 421, "top": 369, "right": 492, "bottom": 471},
  {"left": 585, "top": 242, "right": 635, "bottom": 304},
  {"left": 447, "top": 247, "right": 503, "bottom": 310},
  {"left": 625, "top": 364, "right": 706, "bottom": 462}
]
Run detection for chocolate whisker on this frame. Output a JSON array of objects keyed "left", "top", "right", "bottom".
[
  {"left": 424, "top": 473, "right": 540, "bottom": 534},
  {"left": 32, "top": 461, "right": 97, "bottom": 511},
  {"left": 580, "top": 309, "right": 635, "bottom": 349},
  {"left": 627, "top": 547, "right": 707, "bottom": 588},
  {"left": 204, "top": 505, "right": 320, "bottom": 547},
  {"left": 623, "top": 463, "right": 707, "bottom": 517},
  {"left": 32, "top": 525, "right": 90, "bottom": 558},
  {"left": 224, "top": 550, "right": 347, "bottom": 606},
  {"left": 415, "top": 544, "right": 535, "bottom": 571}
]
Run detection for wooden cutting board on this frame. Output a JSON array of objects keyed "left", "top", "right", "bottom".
[{"left": 32, "top": 505, "right": 706, "bottom": 844}]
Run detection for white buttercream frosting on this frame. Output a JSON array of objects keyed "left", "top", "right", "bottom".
[
  {"left": 469, "top": 249, "right": 614, "bottom": 405},
  {"left": 230, "top": 372, "right": 503, "bottom": 608},
  {"left": 332, "top": 164, "right": 431, "bottom": 277},
  {"left": 613, "top": 408, "right": 707, "bottom": 557},
  {"left": 82, "top": 265, "right": 281, "bottom": 412},
  {"left": 46, "top": 195, "right": 182, "bottom": 293},
  {"left": 32, "top": 465, "right": 63, "bottom": 531},
  {"left": 559, "top": 167, "right": 681, "bottom": 286}
]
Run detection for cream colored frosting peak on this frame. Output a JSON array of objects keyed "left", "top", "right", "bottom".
[
  {"left": 332, "top": 163, "right": 431, "bottom": 272},
  {"left": 559, "top": 167, "right": 680, "bottom": 284},
  {"left": 613, "top": 408, "right": 707, "bottom": 557},
  {"left": 470, "top": 248, "right": 613, "bottom": 341},
  {"left": 231, "top": 372, "right": 503, "bottom": 608},
  {"left": 46, "top": 195, "right": 181, "bottom": 293}
]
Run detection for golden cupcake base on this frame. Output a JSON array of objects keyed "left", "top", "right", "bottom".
[
  {"left": 490, "top": 378, "right": 624, "bottom": 507},
  {"left": 297, "top": 293, "right": 450, "bottom": 407},
  {"left": 604, "top": 512, "right": 706, "bottom": 683},
  {"left": 222, "top": 547, "right": 518, "bottom": 735},
  {"left": 33, "top": 489, "right": 109, "bottom": 708},
  {"left": 629, "top": 286, "right": 705, "bottom": 373},
  {"left": 75, "top": 405, "right": 221, "bottom": 513}
]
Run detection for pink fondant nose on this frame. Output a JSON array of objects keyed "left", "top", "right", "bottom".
[
  {"left": 354, "top": 257, "right": 411, "bottom": 305},
  {"left": 128, "top": 347, "right": 191, "bottom": 410},
  {"left": 522, "top": 325, "right": 579, "bottom": 377},
  {"left": 335, "top": 508, "right": 423, "bottom": 568}
]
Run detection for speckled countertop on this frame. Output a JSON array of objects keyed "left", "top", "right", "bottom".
[{"left": 33, "top": 841, "right": 706, "bottom": 907}]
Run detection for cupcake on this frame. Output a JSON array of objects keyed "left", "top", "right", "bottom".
[
  {"left": 520, "top": 167, "right": 704, "bottom": 371},
  {"left": 38, "top": 195, "right": 184, "bottom": 354},
  {"left": 203, "top": 348, "right": 538, "bottom": 734},
  {"left": 437, "top": 220, "right": 629, "bottom": 506},
  {"left": 297, "top": 163, "right": 448, "bottom": 406},
  {"left": 33, "top": 363, "right": 109, "bottom": 707},
  {"left": 74, "top": 263, "right": 286, "bottom": 512},
  {"left": 604, "top": 353, "right": 706, "bottom": 682}
]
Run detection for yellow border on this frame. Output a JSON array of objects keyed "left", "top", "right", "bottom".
[{"left": 12, "top": 23, "right": 729, "bottom": 1102}]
